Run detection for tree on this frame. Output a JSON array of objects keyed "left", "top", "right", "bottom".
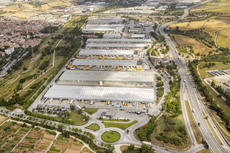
[{"left": 140, "top": 144, "right": 154, "bottom": 153}]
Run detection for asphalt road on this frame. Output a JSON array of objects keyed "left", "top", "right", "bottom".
[{"left": 159, "top": 0, "right": 228, "bottom": 152}]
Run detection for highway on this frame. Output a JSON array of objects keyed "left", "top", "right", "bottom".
[{"left": 159, "top": 0, "right": 229, "bottom": 152}]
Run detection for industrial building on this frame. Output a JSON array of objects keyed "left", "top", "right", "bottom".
[
  {"left": 86, "top": 43, "right": 149, "bottom": 49},
  {"left": 58, "top": 70, "right": 155, "bottom": 84},
  {"left": 103, "top": 33, "right": 121, "bottom": 39},
  {"left": 33, "top": 15, "right": 156, "bottom": 113},
  {"left": 44, "top": 85, "right": 155, "bottom": 103},
  {"left": 131, "top": 34, "right": 146, "bottom": 39},
  {"left": 72, "top": 59, "right": 141, "bottom": 67},
  {"left": 86, "top": 38, "right": 152, "bottom": 44},
  {"left": 87, "top": 17, "right": 122, "bottom": 24},
  {"left": 78, "top": 49, "right": 139, "bottom": 57},
  {"left": 82, "top": 24, "right": 125, "bottom": 33}
]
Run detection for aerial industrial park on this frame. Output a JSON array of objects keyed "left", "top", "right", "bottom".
[{"left": 0, "top": 0, "right": 229, "bottom": 153}]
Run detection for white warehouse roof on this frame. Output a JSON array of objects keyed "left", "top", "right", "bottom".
[
  {"left": 103, "top": 33, "right": 121, "bottom": 38},
  {"left": 86, "top": 43, "right": 148, "bottom": 48},
  {"left": 72, "top": 59, "right": 138, "bottom": 66},
  {"left": 83, "top": 24, "right": 124, "bottom": 33},
  {"left": 59, "top": 70, "right": 155, "bottom": 83},
  {"left": 87, "top": 38, "right": 151, "bottom": 43},
  {"left": 79, "top": 49, "right": 135, "bottom": 56},
  {"left": 44, "top": 85, "right": 155, "bottom": 102},
  {"left": 131, "top": 34, "right": 146, "bottom": 38},
  {"left": 88, "top": 17, "right": 122, "bottom": 24}
]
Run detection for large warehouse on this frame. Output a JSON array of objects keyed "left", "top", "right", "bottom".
[
  {"left": 82, "top": 24, "right": 124, "bottom": 33},
  {"left": 86, "top": 43, "right": 148, "bottom": 49},
  {"left": 72, "top": 59, "right": 140, "bottom": 67},
  {"left": 79, "top": 49, "right": 138, "bottom": 57},
  {"left": 87, "top": 17, "right": 122, "bottom": 24},
  {"left": 44, "top": 85, "right": 155, "bottom": 103},
  {"left": 86, "top": 38, "right": 152, "bottom": 44},
  {"left": 59, "top": 70, "right": 155, "bottom": 83}
]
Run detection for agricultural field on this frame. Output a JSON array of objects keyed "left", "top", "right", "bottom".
[
  {"left": 13, "top": 127, "right": 56, "bottom": 152},
  {"left": 0, "top": 0, "right": 73, "bottom": 18},
  {"left": 0, "top": 122, "right": 31, "bottom": 153},
  {"left": 0, "top": 121, "right": 57, "bottom": 153},
  {"left": 48, "top": 134, "right": 91, "bottom": 153}
]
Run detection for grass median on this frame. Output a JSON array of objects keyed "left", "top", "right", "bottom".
[
  {"left": 84, "top": 108, "right": 98, "bottom": 115},
  {"left": 102, "top": 120, "right": 137, "bottom": 130},
  {"left": 86, "top": 123, "right": 100, "bottom": 131}
]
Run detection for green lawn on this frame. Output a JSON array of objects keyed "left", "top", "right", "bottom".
[
  {"left": 84, "top": 108, "right": 98, "bottom": 115},
  {"left": 102, "top": 120, "right": 138, "bottom": 130},
  {"left": 86, "top": 123, "right": 100, "bottom": 131},
  {"left": 70, "top": 112, "right": 88, "bottom": 126},
  {"left": 101, "top": 131, "right": 120, "bottom": 143}
]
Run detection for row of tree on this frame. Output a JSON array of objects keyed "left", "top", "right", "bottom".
[
  {"left": 122, "top": 144, "right": 154, "bottom": 153},
  {"left": 188, "top": 61, "right": 230, "bottom": 131}
]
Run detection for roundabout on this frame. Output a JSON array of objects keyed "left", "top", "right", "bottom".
[{"left": 101, "top": 130, "right": 121, "bottom": 143}]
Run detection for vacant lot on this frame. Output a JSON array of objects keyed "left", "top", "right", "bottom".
[
  {"left": 173, "top": 34, "right": 211, "bottom": 55},
  {"left": 0, "top": 115, "right": 7, "bottom": 124},
  {"left": 192, "top": 0, "right": 230, "bottom": 13},
  {"left": 169, "top": 15, "right": 230, "bottom": 49}
]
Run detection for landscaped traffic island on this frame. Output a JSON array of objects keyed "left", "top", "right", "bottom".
[
  {"left": 101, "top": 131, "right": 121, "bottom": 143},
  {"left": 86, "top": 123, "right": 100, "bottom": 131}
]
